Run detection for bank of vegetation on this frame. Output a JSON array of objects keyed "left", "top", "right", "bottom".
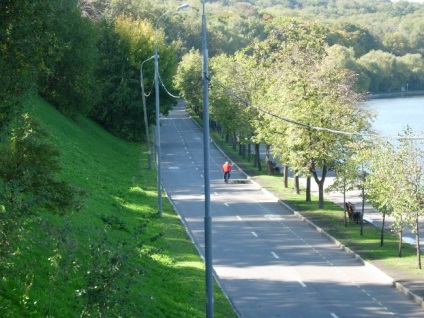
[{"left": 1, "top": 0, "right": 423, "bottom": 316}]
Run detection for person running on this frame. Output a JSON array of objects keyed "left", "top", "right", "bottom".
[{"left": 222, "top": 161, "right": 232, "bottom": 183}]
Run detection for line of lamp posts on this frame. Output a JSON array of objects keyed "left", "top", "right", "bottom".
[{"left": 139, "top": 2, "right": 214, "bottom": 317}]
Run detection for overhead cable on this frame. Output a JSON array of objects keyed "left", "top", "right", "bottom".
[{"left": 158, "top": 72, "right": 180, "bottom": 99}]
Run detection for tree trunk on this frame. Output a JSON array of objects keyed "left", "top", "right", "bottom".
[
  {"left": 398, "top": 228, "right": 403, "bottom": 258},
  {"left": 397, "top": 214, "right": 403, "bottom": 257},
  {"left": 255, "top": 143, "right": 262, "bottom": 171},
  {"left": 248, "top": 144, "right": 251, "bottom": 162},
  {"left": 294, "top": 174, "right": 300, "bottom": 194},
  {"left": 312, "top": 164, "right": 327, "bottom": 209},
  {"left": 416, "top": 211, "right": 422, "bottom": 269},
  {"left": 306, "top": 177, "right": 311, "bottom": 202},
  {"left": 380, "top": 211, "right": 386, "bottom": 247},
  {"left": 232, "top": 131, "right": 237, "bottom": 151},
  {"left": 360, "top": 184, "right": 365, "bottom": 235},
  {"left": 284, "top": 165, "right": 289, "bottom": 188},
  {"left": 265, "top": 145, "right": 270, "bottom": 165},
  {"left": 343, "top": 189, "right": 347, "bottom": 227},
  {"left": 317, "top": 181, "right": 324, "bottom": 209}
]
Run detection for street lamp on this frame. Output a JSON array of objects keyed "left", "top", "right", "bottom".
[
  {"left": 201, "top": 0, "right": 213, "bottom": 316},
  {"left": 140, "top": 56, "right": 154, "bottom": 170},
  {"left": 154, "top": 4, "right": 190, "bottom": 215}
]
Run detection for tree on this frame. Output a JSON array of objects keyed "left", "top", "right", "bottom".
[
  {"left": 326, "top": 21, "right": 381, "bottom": 57},
  {"left": 397, "top": 128, "right": 423, "bottom": 268},
  {"left": 365, "top": 140, "right": 404, "bottom": 249},
  {"left": 91, "top": 15, "right": 179, "bottom": 140},
  {"left": 209, "top": 52, "right": 264, "bottom": 167},
  {"left": 357, "top": 50, "right": 412, "bottom": 93},
  {"left": 173, "top": 49, "right": 203, "bottom": 116},
  {"left": 255, "top": 20, "right": 370, "bottom": 208},
  {"left": 38, "top": 0, "right": 99, "bottom": 117},
  {"left": 326, "top": 143, "right": 364, "bottom": 226}
]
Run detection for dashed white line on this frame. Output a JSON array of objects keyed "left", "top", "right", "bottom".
[
  {"left": 330, "top": 314, "right": 339, "bottom": 318},
  {"left": 298, "top": 280, "right": 307, "bottom": 287},
  {"left": 251, "top": 232, "right": 258, "bottom": 237},
  {"left": 224, "top": 203, "right": 229, "bottom": 207},
  {"left": 271, "top": 251, "right": 279, "bottom": 259},
  {"left": 236, "top": 216, "right": 242, "bottom": 220}
]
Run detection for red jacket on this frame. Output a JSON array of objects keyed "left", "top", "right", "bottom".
[{"left": 222, "top": 163, "right": 232, "bottom": 172}]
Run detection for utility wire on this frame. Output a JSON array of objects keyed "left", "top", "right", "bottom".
[
  {"left": 158, "top": 72, "right": 180, "bottom": 99},
  {"left": 210, "top": 77, "right": 424, "bottom": 141},
  {"left": 143, "top": 76, "right": 155, "bottom": 98}
]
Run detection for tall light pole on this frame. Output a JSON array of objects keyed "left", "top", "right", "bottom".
[
  {"left": 202, "top": 0, "right": 213, "bottom": 317},
  {"left": 140, "top": 56, "right": 154, "bottom": 170},
  {"left": 154, "top": 4, "right": 189, "bottom": 215}
]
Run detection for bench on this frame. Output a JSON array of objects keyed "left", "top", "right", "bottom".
[
  {"left": 267, "top": 160, "right": 281, "bottom": 174},
  {"left": 345, "top": 202, "right": 361, "bottom": 224}
]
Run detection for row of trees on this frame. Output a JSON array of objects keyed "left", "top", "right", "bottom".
[{"left": 174, "top": 18, "right": 423, "bottom": 267}]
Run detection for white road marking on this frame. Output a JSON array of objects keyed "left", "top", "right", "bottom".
[
  {"left": 330, "top": 314, "right": 339, "bottom": 318},
  {"left": 251, "top": 232, "right": 258, "bottom": 237},
  {"left": 214, "top": 192, "right": 219, "bottom": 196},
  {"left": 236, "top": 216, "right": 242, "bottom": 220},
  {"left": 271, "top": 252, "right": 279, "bottom": 259},
  {"left": 224, "top": 203, "right": 229, "bottom": 207},
  {"left": 264, "top": 214, "right": 284, "bottom": 221},
  {"left": 298, "top": 280, "right": 307, "bottom": 287}
]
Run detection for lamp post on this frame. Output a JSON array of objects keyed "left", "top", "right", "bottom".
[
  {"left": 201, "top": 0, "right": 213, "bottom": 316},
  {"left": 154, "top": 4, "right": 189, "bottom": 215},
  {"left": 140, "top": 56, "right": 154, "bottom": 170}
]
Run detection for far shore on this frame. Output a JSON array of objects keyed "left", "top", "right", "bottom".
[{"left": 369, "top": 90, "right": 424, "bottom": 99}]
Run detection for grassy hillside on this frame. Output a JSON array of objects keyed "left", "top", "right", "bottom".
[{"left": 0, "top": 95, "right": 236, "bottom": 317}]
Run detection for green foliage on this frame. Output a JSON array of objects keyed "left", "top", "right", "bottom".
[
  {"left": 0, "top": 0, "right": 51, "bottom": 132},
  {"left": 357, "top": 50, "right": 424, "bottom": 92},
  {"left": 325, "top": 21, "right": 381, "bottom": 57},
  {"left": 38, "top": 0, "right": 99, "bottom": 117},
  {"left": 0, "top": 114, "right": 82, "bottom": 215},
  {"left": 90, "top": 15, "right": 179, "bottom": 141},
  {"left": 173, "top": 49, "right": 203, "bottom": 115}
]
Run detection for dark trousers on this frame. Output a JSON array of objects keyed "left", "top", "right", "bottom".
[{"left": 224, "top": 172, "right": 230, "bottom": 180}]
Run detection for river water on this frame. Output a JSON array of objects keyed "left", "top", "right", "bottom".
[{"left": 365, "top": 96, "right": 424, "bottom": 137}]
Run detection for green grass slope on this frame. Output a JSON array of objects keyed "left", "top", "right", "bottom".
[{"left": 0, "top": 96, "right": 236, "bottom": 317}]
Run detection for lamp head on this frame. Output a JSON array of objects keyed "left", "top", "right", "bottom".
[{"left": 177, "top": 4, "right": 190, "bottom": 11}]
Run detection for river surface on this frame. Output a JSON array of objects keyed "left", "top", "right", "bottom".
[{"left": 365, "top": 96, "right": 424, "bottom": 136}]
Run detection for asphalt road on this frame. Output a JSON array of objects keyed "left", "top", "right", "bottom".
[{"left": 160, "top": 102, "right": 424, "bottom": 317}]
